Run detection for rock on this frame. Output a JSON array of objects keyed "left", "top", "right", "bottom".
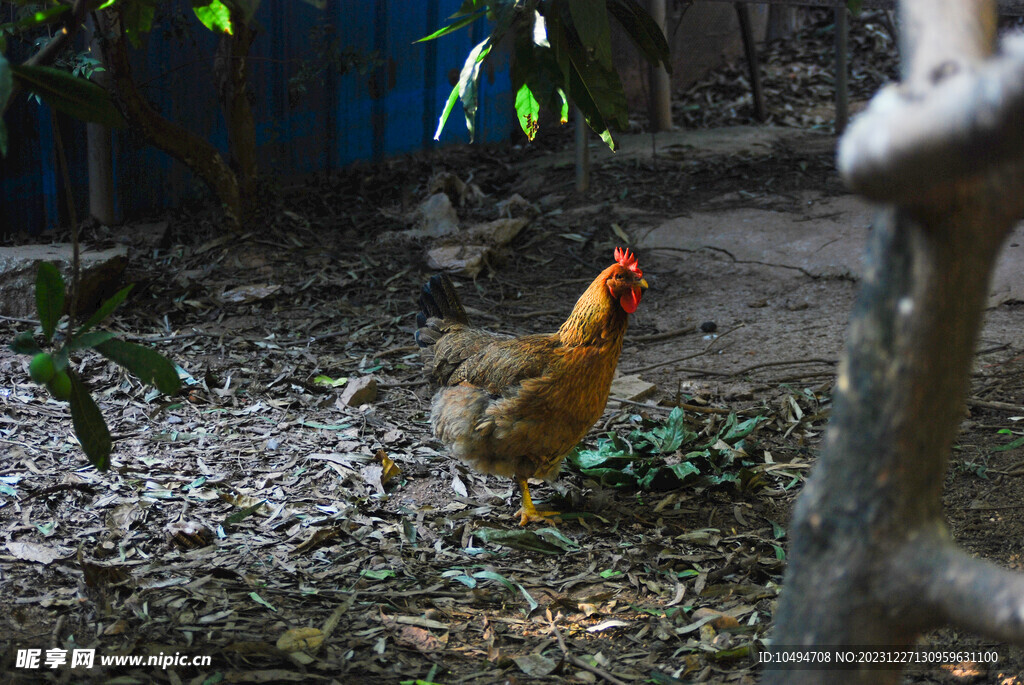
[
  {"left": 610, "top": 374, "right": 657, "bottom": 402},
  {"left": 427, "top": 244, "right": 489, "bottom": 278},
  {"left": 0, "top": 244, "right": 128, "bottom": 317},
  {"left": 426, "top": 217, "right": 530, "bottom": 277},
  {"left": 416, "top": 193, "right": 460, "bottom": 238},
  {"left": 462, "top": 217, "right": 529, "bottom": 245},
  {"left": 340, "top": 376, "right": 378, "bottom": 407}
]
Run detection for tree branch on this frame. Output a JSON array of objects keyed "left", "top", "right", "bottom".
[
  {"left": 889, "top": 527, "right": 1024, "bottom": 642},
  {"left": 1, "top": 0, "right": 94, "bottom": 117},
  {"left": 838, "top": 33, "right": 1024, "bottom": 203}
]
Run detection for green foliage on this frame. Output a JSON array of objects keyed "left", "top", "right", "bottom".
[
  {"left": 10, "top": 263, "right": 181, "bottom": 469},
  {"left": 192, "top": 0, "right": 234, "bottom": 34},
  {"left": 422, "top": 0, "right": 670, "bottom": 149},
  {"left": 9, "top": 64, "right": 125, "bottom": 128},
  {"left": 567, "top": 408, "right": 765, "bottom": 491}
]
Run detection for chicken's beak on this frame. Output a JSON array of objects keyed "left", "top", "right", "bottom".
[{"left": 639, "top": 278, "right": 648, "bottom": 290}]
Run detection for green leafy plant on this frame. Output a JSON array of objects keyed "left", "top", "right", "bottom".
[
  {"left": 10, "top": 263, "right": 181, "bottom": 469},
  {"left": 567, "top": 407, "right": 765, "bottom": 490},
  {"left": 420, "top": 0, "right": 671, "bottom": 150}
]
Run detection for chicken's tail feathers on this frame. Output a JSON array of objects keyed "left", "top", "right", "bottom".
[{"left": 415, "top": 273, "right": 468, "bottom": 348}]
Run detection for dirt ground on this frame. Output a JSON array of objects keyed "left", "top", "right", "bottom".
[
  {"left": 6, "top": 10, "right": 1024, "bottom": 684},
  {"left": 3, "top": 121, "right": 1024, "bottom": 685}
]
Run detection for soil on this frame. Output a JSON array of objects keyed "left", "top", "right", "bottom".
[{"left": 4, "top": 9, "right": 1024, "bottom": 685}]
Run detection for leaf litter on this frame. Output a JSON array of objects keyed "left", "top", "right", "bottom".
[{"left": 4, "top": 9, "right": 1023, "bottom": 682}]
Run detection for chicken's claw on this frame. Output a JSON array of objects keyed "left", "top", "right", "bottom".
[
  {"left": 515, "top": 505, "right": 562, "bottom": 527},
  {"left": 515, "top": 477, "right": 561, "bottom": 526}
]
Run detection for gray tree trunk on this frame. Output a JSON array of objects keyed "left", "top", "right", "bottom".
[{"left": 767, "top": 1, "right": 1024, "bottom": 683}]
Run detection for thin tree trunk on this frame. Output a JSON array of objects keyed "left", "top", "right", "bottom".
[
  {"left": 215, "top": 14, "right": 257, "bottom": 218},
  {"left": 767, "top": 1, "right": 1024, "bottom": 682},
  {"left": 94, "top": 8, "right": 242, "bottom": 228}
]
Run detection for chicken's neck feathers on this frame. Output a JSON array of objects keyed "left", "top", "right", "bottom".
[{"left": 557, "top": 277, "right": 628, "bottom": 347}]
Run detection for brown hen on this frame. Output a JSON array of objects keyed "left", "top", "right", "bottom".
[{"left": 415, "top": 248, "right": 648, "bottom": 525}]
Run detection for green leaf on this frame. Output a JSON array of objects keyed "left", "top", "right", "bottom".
[
  {"left": 360, "top": 569, "right": 397, "bottom": 580},
  {"left": 76, "top": 284, "right": 133, "bottom": 336},
  {"left": 417, "top": 9, "right": 485, "bottom": 43},
  {"left": 722, "top": 415, "right": 762, "bottom": 442},
  {"left": 0, "top": 5, "right": 69, "bottom": 33},
  {"left": 473, "top": 570, "right": 516, "bottom": 592},
  {"left": 94, "top": 338, "right": 181, "bottom": 395},
  {"left": 192, "top": 0, "right": 233, "bottom": 34},
  {"left": 35, "top": 262, "right": 64, "bottom": 341},
  {"left": 652, "top": 406, "right": 695, "bottom": 453},
  {"left": 994, "top": 435, "right": 1024, "bottom": 452},
  {"left": 10, "top": 331, "right": 41, "bottom": 355},
  {"left": 433, "top": 83, "right": 461, "bottom": 141},
  {"left": 607, "top": 0, "right": 671, "bottom": 72},
  {"left": 475, "top": 527, "right": 578, "bottom": 555},
  {"left": 514, "top": 83, "right": 540, "bottom": 140},
  {"left": 517, "top": 582, "right": 539, "bottom": 612},
  {"left": 667, "top": 461, "right": 701, "bottom": 482},
  {"left": 69, "top": 371, "right": 112, "bottom": 470},
  {"left": 568, "top": 0, "right": 612, "bottom": 69},
  {"left": 225, "top": 500, "right": 266, "bottom": 525},
  {"left": 121, "top": 0, "right": 156, "bottom": 48},
  {"left": 442, "top": 569, "right": 477, "bottom": 588},
  {"left": 11, "top": 65, "right": 125, "bottom": 128},
  {"left": 68, "top": 331, "right": 117, "bottom": 350},
  {"left": 600, "top": 568, "right": 623, "bottom": 578},
  {"left": 249, "top": 592, "right": 276, "bottom": 611}
]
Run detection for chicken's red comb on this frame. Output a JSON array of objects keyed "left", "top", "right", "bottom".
[{"left": 614, "top": 247, "right": 643, "bottom": 278}]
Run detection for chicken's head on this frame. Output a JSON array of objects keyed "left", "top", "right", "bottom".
[{"left": 606, "top": 247, "right": 648, "bottom": 314}]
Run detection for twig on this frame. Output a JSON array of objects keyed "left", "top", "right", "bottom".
[
  {"left": 609, "top": 397, "right": 735, "bottom": 415},
  {"left": 547, "top": 620, "right": 629, "bottom": 685},
  {"left": 728, "top": 358, "right": 836, "bottom": 377},
  {"left": 966, "top": 397, "right": 1024, "bottom": 413},
  {"left": 3, "top": 0, "right": 93, "bottom": 116},
  {"left": 630, "top": 325, "right": 696, "bottom": 344},
  {"left": 623, "top": 324, "right": 744, "bottom": 375}
]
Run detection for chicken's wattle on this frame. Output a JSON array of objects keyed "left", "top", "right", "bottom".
[{"left": 620, "top": 287, "right": 641, "bottom": 314}]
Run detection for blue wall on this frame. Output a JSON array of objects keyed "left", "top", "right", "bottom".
[{"left": 0, "top": 0, "right": 513, "bottom": 234}]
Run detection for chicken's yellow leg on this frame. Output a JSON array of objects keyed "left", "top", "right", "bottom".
[{"left": 514, "top": 477, "right": 561, "bottom": 526}]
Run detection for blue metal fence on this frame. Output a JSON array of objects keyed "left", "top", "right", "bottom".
[{"left": 0, "top": 0, "right": 513, "bottom": 234}]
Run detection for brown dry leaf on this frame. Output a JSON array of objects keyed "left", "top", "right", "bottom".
[
  {"left": 166, "top": 520, "right": 214, "bottom": 549},
  {"left": 394, "top": 624, "right": 444, "bottom": 653},
  {"left": 374, "top": 449, "right": 401, "bottom": 485},
  {"left": 276, "top": 627, "right": 323, "bottom": 653},
  {"left": 693, "top": 607, "right": 741, "bottom": 630},
  {"left": 290, "top": 527, "right": 340, "bottom": 556},
  {"left": 6, "top": 541, "right": 70, "bottom": 565},
  {"left": 219, "top": 491, "right": 272, "bottom": 514},
  {"left": 513, "top": 653, "right": 559, "bottom": 677}
]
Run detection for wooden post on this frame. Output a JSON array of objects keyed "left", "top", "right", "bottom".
[
  {"left": 85, "top": 17, "right": 115, "bottom": 224},
  {"left": 735, "top": 3, "right": 767, "bottom": 121},
  {"left": 835, "top": 3, "right": 849, "bottom": 133},
  {"left": 648, "top": 0, "right": 673, "bottom": 131}
]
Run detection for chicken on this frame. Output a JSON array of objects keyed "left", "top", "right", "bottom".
[{"left": 415, "top": 247, "right": 648, "bottom": 525}]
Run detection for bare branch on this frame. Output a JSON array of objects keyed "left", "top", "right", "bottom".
[
  {"left": 838, "top": 34, "right": 1024, "bottom": 203},
  {"left": 889, "top": 528, "right": 1024, "bottom": 643}
]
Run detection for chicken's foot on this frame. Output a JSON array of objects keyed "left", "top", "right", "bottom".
[{"left": 515, "top": 477, "right": 561, "bottom": 526}]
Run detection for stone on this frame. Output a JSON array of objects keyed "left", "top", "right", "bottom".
[
  {"left": 0, "top": 244, "right": 128, "bottom": 318},
  {"left": 340, "top": 375, "right": 378, "bottom": 407},
  {"left": 610, "top": 374, "right": 657, "bottom": 402}
]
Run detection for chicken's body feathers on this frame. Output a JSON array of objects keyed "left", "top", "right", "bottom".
[{"left": 415, "top": 253, "right": 646, "bottom": 524}]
